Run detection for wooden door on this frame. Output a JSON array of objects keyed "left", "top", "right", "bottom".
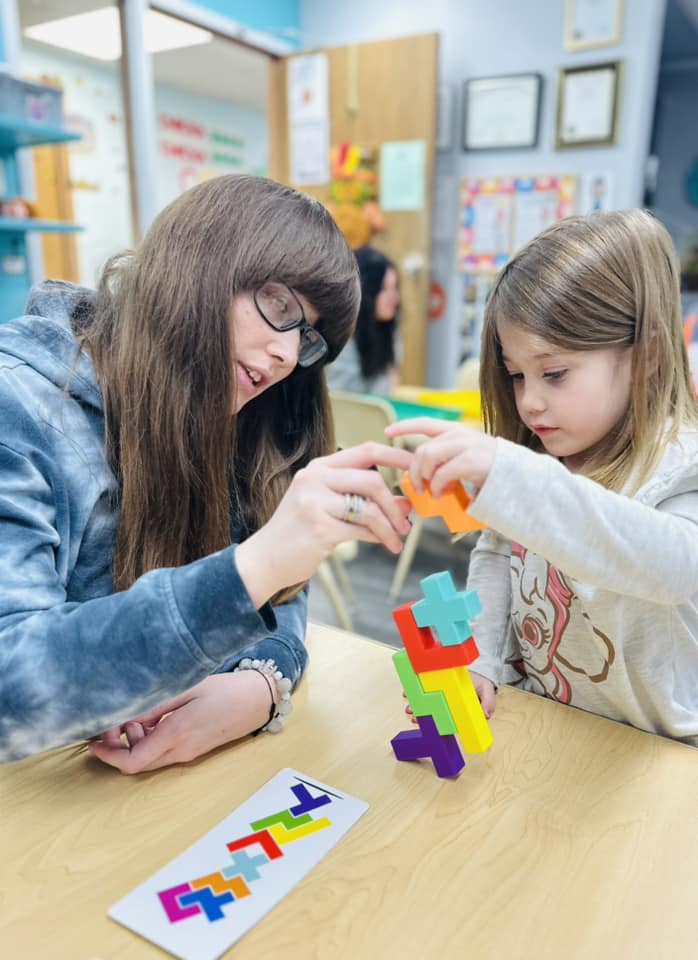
[
  {"left": 33, "top": 144, "right": 79, "bottom": 282},
  {"left": 268, "top": 34, "right": 439, "bottom": 385}
]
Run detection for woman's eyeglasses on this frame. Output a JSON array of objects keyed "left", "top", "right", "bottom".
[{"left": 253, "top": 282, "right": 328, "bottom": 368}]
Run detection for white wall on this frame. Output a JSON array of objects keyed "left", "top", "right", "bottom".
[
  {"left": 301, "top": 0, "right": 667, "bottom": 385},
  {"left": 20, "top": 43, "right": 268, "bottom": 286}
]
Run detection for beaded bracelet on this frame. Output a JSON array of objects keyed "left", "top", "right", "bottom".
[{"left": 233, "top": 657, "right": 293, "bottom": 733}]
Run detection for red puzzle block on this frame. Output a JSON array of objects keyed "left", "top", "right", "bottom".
[
  {"left": 401, "top": 473, "right": 486, "bottom": 534},
  {"left": 393, "top": 601, "right": 479, "bottom": 673}
]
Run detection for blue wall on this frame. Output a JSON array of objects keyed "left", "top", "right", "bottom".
[{"left": 189, "top": 0, "right": 301, "bottom": 43}]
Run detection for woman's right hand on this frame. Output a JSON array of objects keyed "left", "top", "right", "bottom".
[{"left": 236, "top": 442, "right": 413, "bottom": 608}]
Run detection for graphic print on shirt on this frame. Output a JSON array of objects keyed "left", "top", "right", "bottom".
[{"left": 510, "top": 542, "right": 615, "bottom": 704}]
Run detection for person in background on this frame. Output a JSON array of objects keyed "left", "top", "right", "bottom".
[
  {"left": 328, "top": 245, "right": 400, "bottom": 395},
  {"left": 389, "top": 210, "right": 698, "bottom": 746},
  {"left": 0, "top": 175, "right": 412, "bottom": 772}
]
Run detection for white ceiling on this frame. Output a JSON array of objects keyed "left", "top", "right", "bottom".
[{"left": 18, "top": 0, "right": 270, "bottom": 110}]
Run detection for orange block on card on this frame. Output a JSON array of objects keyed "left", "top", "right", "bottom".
[{"left": 401, "top": 473, "right": 486, "bottom": 534}]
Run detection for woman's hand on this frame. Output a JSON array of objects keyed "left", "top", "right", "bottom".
[
  {"left": 87, "top": 671, "right": 273, "bottom": 774},
  {"left": 385, "top": 418, "right": 497, "bottom": 496},
  {"left": 237, "top": 442, "right": 413, "bottom": 608}
]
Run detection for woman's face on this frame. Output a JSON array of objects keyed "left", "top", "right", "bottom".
[
  {"left": 375, "top": 267, "right": 400, "bottom": 322},
  {"left": 229, "top": 288, "right": 319, "bottom": 414}
]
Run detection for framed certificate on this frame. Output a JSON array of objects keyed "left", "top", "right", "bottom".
[
  {"left": 556, "top": 61, "right": 621, "bottom": 148},
  {"left": 564, "top": 0, "right": 624, "bottom": 51},
  {"left": 462, "top": 73, "right": 542, "bottom": 151}
]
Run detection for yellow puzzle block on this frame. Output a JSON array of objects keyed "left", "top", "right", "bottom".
[
  {"left": 420, "top": 666, "right": 493, "bottom": 754},
  {"left": 268, "top": 817, "right": 332, "bottom": 845}
]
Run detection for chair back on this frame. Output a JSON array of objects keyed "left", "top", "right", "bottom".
[{"left": 329, "top": 390, "right": 401, "bottom": 490}]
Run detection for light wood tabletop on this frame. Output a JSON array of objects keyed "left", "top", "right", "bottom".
[{"left": 2, "top": 622, "right": 697, "bottom": 960}]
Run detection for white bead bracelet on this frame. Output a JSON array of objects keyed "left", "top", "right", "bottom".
[{"left": 233, "top": 657, "right": 293, "bottom": 733}]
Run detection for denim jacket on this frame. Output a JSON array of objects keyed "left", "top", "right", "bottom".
[{"left": 0, "top": 281, "right": 308, "bottom": 762}]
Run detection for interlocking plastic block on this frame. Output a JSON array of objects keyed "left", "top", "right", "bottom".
[
  {"left": 401, "top": 472, "right": 486, "bottom": 534},
  {"left": 412, "top": 571, "right": 483, "bottom": 647},
  {"left": 227, "top": 829, "right": 283, "bottom": 860},
  {"left": 393, "top": 601, "right": 479, "bottom": 672},
  {"left": 192, "top": 871, "right": 251, "bottom": 899},
  {"left": 268, "top": 818, "right": 332, "bottom": 845},
  {"left": 289, "top": 783, "right": 332, "bottom": 816},
  {"left": 420, "top": 666, "right": 493, "bottom": 753},
  {"left": 391, "top": 714, "right": 465, "bottom": 778},
  {"left": 393, "top": 648, "right": 456, "bottom": 735}
]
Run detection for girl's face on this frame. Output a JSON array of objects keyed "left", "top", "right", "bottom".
[
  {"left": 229, "top": 288, "right": 319, "bottom": 414},
  {"left": 497, "top": 320, "right": 633, "bottom": 474},
  {"left": 375, "top": 267, "right": 400, "bottom": 322}
]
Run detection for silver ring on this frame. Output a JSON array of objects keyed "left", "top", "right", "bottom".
[{"left": 342, "top": 493, "right": 366, "bottom": 525}]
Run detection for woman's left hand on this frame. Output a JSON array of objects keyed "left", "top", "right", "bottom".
[
  {"left": 87, "top": 671, "right": 274, "bottom": 774},
  {"left": 385, "top": 418, "right": 497, "bottom": 495}
]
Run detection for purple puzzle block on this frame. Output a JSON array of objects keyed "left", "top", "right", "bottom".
[{"left": 391, "top": 714, "right": 465, "bottom": 778}]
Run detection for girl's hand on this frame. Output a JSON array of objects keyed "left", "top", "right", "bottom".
[
  {"left": 384, "top": 418, "right": 497, "bottom": 496},
  {"left": 87, "top": 672, "right": 273, "bottom": 774},
  {"left": 469, "top": 671, "right": 497, "bottom": 718},
  {"left": 237, "top": 442, "right": 414, "bottom": 607}
]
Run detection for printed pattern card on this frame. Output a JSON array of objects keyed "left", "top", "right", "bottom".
[{"left": 109, "top": 769, "right": 368, "bottom": 960}]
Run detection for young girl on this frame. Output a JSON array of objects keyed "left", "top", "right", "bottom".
[
  {"left": 388, "top": 210, "right": 698, "bottom": 745},
  {"left": 328, "top": 245, "right": 401, "bottom": 394},
  {"left": 0, "top": 174, "right": 412, "bottom": 771}
]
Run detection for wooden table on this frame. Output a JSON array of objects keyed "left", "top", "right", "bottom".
[{"left": 2, "top": 624, "right": 697, "bottom": 959}]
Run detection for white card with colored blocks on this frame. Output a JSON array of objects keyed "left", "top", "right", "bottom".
[{"left": 109, "top": 769, "right": 368, "bottom": 960}]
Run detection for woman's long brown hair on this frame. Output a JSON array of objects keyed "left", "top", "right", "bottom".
[
  {"left": 480, "top": 209, "right": 698, "bottom": 494},
  {"left": 78, "top": 175, "right": 359, "bottom": 599}
]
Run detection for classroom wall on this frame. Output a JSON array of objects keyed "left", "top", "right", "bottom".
[
  {"left": 300, "top": 0, "right": 667, "bottom": 386},
  {"left": 651, "top": 64, "right": 698, "bottom": 257},
  {"left": 20, "top": 43, "right": 268, "bottom": 286},
  {"left": 187, "top": 0, "right": 301, "bottom": 45}
]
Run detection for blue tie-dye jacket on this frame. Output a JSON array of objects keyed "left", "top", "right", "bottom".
[{"left": 0, "top": 281, "right": 308, "bottom": 762}]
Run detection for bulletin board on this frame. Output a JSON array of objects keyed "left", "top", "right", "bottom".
[{"left": 457, "top": 174, "right": 577, "bottom": 360}]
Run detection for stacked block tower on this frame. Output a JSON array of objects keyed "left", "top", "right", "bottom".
[{"left": 390, "top": 473, "right": 493, "bottom": 778}]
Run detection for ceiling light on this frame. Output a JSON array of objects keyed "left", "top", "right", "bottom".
[{"left": 24, "top": 7, "right": 213, "bottom": 62}]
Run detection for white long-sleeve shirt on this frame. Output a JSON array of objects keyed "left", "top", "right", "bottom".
[{"left": 466, "top": 428, "right": 698, "bottom": 746}]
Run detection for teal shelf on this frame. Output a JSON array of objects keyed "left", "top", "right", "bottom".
[
  {"left": 0, "top": 116, "right": 80, "bottom": 151},
  {"left": 0, "top": 217, "right": 82, "bottom": 233}
]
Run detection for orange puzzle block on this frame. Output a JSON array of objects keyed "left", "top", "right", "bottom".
[{"left": 401, "top": 473, "right": 486, "bottom": 534}]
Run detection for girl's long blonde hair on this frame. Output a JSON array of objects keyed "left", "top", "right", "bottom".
[
  {"left": 481, "top": 209, "right": 698, "bottom": 493},
  {"left": 75, "top": 175, "right": 359, "bottom": 599}
]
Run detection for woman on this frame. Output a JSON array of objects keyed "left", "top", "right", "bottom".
[
  {"left": 328, "top": 245, "right": 400, "bottom": 395},
  {"left": 0, "top": 175, "right": 412, "bottom": 772}
]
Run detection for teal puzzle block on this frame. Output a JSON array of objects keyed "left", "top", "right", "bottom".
[
  {"left": 412, "top": 571, "right": 482, "bottom": 647},
  {"left": 393, "top": 648, "right": 456, "bottom": 735}
]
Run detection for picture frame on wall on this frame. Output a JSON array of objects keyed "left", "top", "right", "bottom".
[
  {"left": 462, "top": 73, "right": 542, "bottom": 151},
  {"left": 564, "top": 0, "right": 624, "bottom": 51},
  {"left": 556, "top": 61, "right": 621, "bottom": 149}
]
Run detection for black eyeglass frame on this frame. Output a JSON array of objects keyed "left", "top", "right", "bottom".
[{"left": 253, "top": 283, "right": 328, "bottom": 368}]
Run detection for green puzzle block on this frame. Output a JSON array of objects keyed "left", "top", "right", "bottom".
[{"left": 392, "top": 648, "right": 456, "bottom": 735}]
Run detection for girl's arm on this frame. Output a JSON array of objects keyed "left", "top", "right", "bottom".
[
  {"left": 466, "top": 529, "right": 521, "bottom": 688},
  {"left": 470, "top": 438, "right": 698, "bottom": 603}
]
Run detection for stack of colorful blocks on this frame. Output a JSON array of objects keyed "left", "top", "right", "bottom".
[{"left": 390, "top": 473, "right": 494, "bottom": 778}]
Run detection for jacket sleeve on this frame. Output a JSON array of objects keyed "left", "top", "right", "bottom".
[
  {"left": 466, "top": 529, "right": 521, "bottom": 686},
  {"left": 469, "top": 438, "right": 698, "bottom": 604},
  {"left": 0, "top": 440, "right": 280, "bottom": 763},
  {"left": 214, "top": 587, "right": 309, "bottom": 688}
]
